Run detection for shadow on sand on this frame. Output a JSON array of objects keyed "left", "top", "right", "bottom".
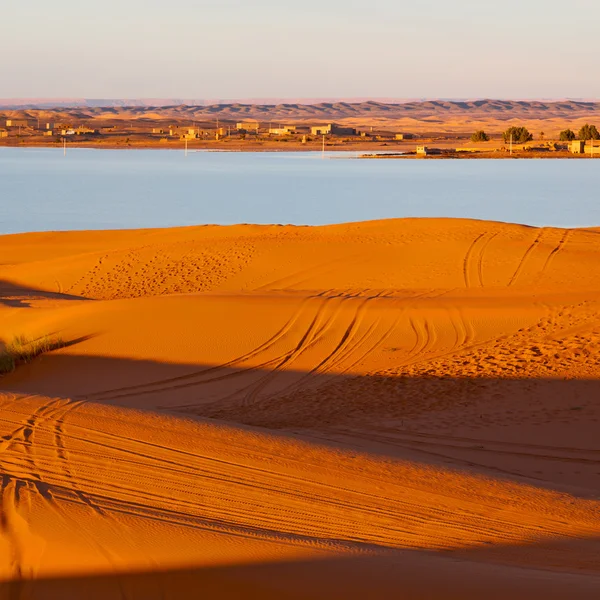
[
  {"left": 2, "top": 351, "right": 599, "bottom": 498},
  {"left": 1, "top": 538, "right": 599, "bottom": 600},
  {"left": 0, "top": 279, "right": 89, "bottom": 308},
  {"left": 1, "top": 349, "right": 599, "bottom": 598}
]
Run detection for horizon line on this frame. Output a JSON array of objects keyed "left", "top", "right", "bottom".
[{"left": 2, "top": 96, "right": 600, "bottom": 110}]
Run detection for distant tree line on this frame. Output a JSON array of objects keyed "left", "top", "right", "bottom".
[
  {"left": 470, "top": 123, "right": 600, "bottom": 144},
  {"left": 559, "top": 125, "right": 599, "bottom": 141}
]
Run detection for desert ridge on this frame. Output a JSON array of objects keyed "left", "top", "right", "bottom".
[{"left": 2, "top": 218, "right": 600, "bottom": 298}]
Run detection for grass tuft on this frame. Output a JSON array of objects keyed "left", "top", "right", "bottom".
[{"left": 0, "top": 335, "right": 66, "bottom": 375}]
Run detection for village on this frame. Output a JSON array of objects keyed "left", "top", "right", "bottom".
[
  {"left": 1, "top": 114, "right": 599, "bottom": 157},
  {"left": 0, "top": 116, "right": 412, "bottom": 145}
]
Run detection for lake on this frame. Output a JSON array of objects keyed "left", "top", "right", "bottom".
[{"left": 1, "top": 148, "right": 599, "bottom": 234}]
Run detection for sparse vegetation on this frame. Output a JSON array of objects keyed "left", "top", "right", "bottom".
[
  {"left": 559, "top": 129, "right": 576, "bottom": 141},
  {"left": 0, "top": 335, "right": 65, "bottom": 375},
  {"left": 503, "top": 126, "right": 533, "bottom": 144},
  {"left": 578, "top": 124, "right": 600, "bottom": 141},
  {"left": 470, "top": 130, "right": 489, "bottom": 142}
]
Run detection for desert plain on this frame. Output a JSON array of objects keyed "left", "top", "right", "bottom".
[{"left": 1, "top": 217, "right": 599, "bottom": 598}]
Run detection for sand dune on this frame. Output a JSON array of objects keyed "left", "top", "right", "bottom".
[
  {"left": 5, "top": 98, "right": 600, "bottom": 121},
  {"left": 1, "top": 218, "right": 599, "bottom": 598}
]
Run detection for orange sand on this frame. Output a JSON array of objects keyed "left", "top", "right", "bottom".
[{"left": 1, "top": 219, "right": 599, "bottom": 598}]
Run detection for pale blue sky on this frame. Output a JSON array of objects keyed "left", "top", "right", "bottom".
[{"left": 2, "top": 0, "right": 599, "bottom": 99}]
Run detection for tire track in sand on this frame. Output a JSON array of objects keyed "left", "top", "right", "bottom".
[
  {"left": 1, "top": 397, "right": 144, "bottom": 586},
  {"left": 259, "top": 298, "right": 404, "bottom": 401},
  {"left": 507, "top": 230, "right": 545, "bottom": 287},
  {"left": 77, "top": 296, "right": 320, "bottom": 403},
  {"left": 463, "top": 232, "right": 497, "bottom": 288},
  {"left": 405, "top": 316, "right": 436, "bottom": 365},
  {"left": 538, "top": 230, "right": 571, "bottom": 283}
]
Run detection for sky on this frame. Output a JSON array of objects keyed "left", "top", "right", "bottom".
[{"left": 2, "top": 0, "right": 599, "bottom": 100}]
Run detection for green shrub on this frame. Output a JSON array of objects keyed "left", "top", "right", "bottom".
[
  {"left": 559, "top": 129, "right": 576, "bottom": 141},
  {"left": 471, "top": 130, "right": 489, "bottom": 142},
  {"left": 503, "top": 126, "right": 533, "bottom": 144},
  {"left": 0, "top": 335, "right": 65, "bottom": 375}
]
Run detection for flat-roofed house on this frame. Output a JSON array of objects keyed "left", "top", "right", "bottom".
[
  {"left": 331, "top": 125, "right": 357, "bottom": 136},
  {"left": 180, "top": 128, "right": 198, "bottom": 140},
  {"left": 6, "top": 119, "right": 28, "bottom": 128},
  {"left": 311, "top": 123, "right": 357, "bottom": 136},
  {"left": 268, "top": 126, "right": 295, "bottom": 135},
  {"left": 236, "top": 121, "right": 260, "bottom": 132},
  {"left": 311, "top": 124, "right": 332, "bottom": 136},
  {"left": 570, "top": 140, "right": 586, "bottom": 154},
  {"left": 585, "top": 141, "right": 600, "bottom": 155}
]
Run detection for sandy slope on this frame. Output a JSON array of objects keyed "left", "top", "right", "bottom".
[{"left": 1, "top": 218, "right": 599, "bottom": 598}]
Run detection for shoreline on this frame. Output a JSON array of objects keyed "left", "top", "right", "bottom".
[{"left": 0, "top": 142, "right": 591, "bottom": 159}]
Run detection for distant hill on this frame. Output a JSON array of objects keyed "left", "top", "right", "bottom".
[
  {"left": 0, "top": 98, "right": 415, "bottom": 109},
  {"left": 3, "top": 100, "right": 600, "bottom": 138},
  {"left": 1, "top": 99, "right": 600, "bottom": 122}
]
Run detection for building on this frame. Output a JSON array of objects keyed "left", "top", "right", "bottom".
[
  {"left": 570, "top": 141, "right": 585, "bottom": 154},
  {"left": 585, "top": 141, "right": 600, "bottom": 155},
  {"left": 45, "top": 122, "right": 55, "bottom": 130},
  {"left": 268, "top": 126, "right": 295, "bottom": 135},
  {"left": 395, "top": 133, "right": 414, "bottom": 140},
  {"left": 43, "top": 130, "right": 53, "bottom": 136},
  {"left": 6, "top": 119, "right": 28, "bottom": 128},
  {"left": 236, "top": 121, "right": 260, "bottom": 132},
  {"left": 570, "top": 140, "right": 600, "bottom": 155},
  {"left": 311, "top": 124, "right": 332, "bottom": 136},
  {"left": 181, "top": 128, "right": 198, "bottom": 140},
  {"left": 0, "top": 129, "right": 8, "bottom": 138},
  {"left": 416, "top": 146, "right": 428, "bottom": 156},
  {"left": 74, "top": 126, "right": 98, "bottom": 135},
  {"left": 311, "top": 123, "right": 357, "bottom": 136}
]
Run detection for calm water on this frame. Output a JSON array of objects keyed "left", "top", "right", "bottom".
[{"left": 1, "top": 148, "right": 599, "bottom": 234}]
